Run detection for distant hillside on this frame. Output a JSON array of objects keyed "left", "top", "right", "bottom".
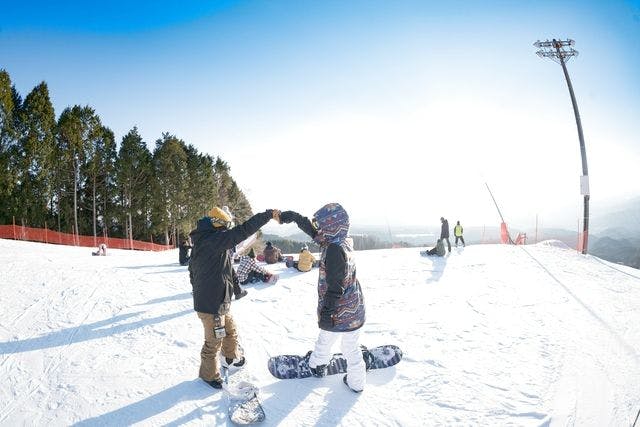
[{"left": 589, "top": 235, "right": 640, "bottom": 269}]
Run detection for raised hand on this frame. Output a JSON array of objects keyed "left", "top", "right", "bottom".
[{"left": 279, "top": 211, "right": 298, "bottom": 224}]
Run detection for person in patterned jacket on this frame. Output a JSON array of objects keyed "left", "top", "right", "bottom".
[
  {"left": 280, "top": 203, "right": 366, "bottom": 393},
  {"left": 236, "top": 248, "right": 276, "bottom": 285}
]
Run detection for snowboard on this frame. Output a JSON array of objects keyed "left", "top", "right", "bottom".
[
  {"left": 235, "top": 233, "right": 257, "bottom": 256},
  {"left": 223, "top": 366, "right": 265, "bottom": 425},
  {"left": 285, "top": 256, "right": 294, "bottom": 268},
  {"left": 267, "top": 345, "right": 403, "bottom": 380}
]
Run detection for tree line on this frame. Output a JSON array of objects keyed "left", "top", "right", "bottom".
[{"left": 0, "top": 69, "right": 252, "bottom": 246}]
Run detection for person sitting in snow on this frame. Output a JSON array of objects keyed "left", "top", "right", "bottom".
[
  {"left": 189, "top": 206, "right": 281, "bottom": 389},
  {"left": 288, "top": 245, "right": 317, "bottom": 272},
  {"left": 92, "top": 243, "right": 107, "bottom": 256},
  {"left": 425, "top": 238, "right": 446, "bottom": 256},
  {"left": 263, "top": 241, "right": 284, "bottom": 264},
  {"left": 279, "top": 203, "right": 367, "bottom": 393},
  {"left": 236, "top": 248, "right": 277, "bottom": 285}
]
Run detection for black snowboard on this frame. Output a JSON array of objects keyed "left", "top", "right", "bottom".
[{"left": 267, "top": 345, "right": 402, "bottom": 380}]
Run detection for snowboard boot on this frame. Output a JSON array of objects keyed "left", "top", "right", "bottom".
[
  {"left": 235, "top": 289, "right": 248, "bottom": 300},
  {"left": 343, "top": 375, "right": 363, "bottom": 393},
  {"left": 304, "top": 351, "right": 326, "bottom": 377},
  {"left": 361, "top": 345, "right": 375, "bottom": 371},
  {"left": 310, "top": 364, "right": 326, "bottom": 378},
  {"left": 222, "top": 355, "right": 246, "bottom": 371},
  {"left": 203, "top": 378, "right": 223, "bottom": 389}
]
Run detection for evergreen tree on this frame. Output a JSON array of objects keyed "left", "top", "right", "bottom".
[
  {"left": 183, "top": 145, "right": 216, "bottom": 236},
  {"left": 0, "top": 70, "right": 17, "bottom": 223},
  {"left": 152, "top": 133, "right": 188, "bottom": 245},
  {"left": 226, "top": 179, "right": 253, "bottom": 223},
  {"left": 116, "top": 127, "right": 153, "bottom": 241},
  {"left": 56, "top": 106, "right": 101, "bottom": 235},
  {"left": 15, "top": 82, "right": 56, "bottom": 227}
]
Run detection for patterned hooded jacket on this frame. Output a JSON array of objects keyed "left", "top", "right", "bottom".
[
  {"left": 313, "top": 203, "right": 365, "bottom": 332},
  {"left": 284, "top": 203, "right": 366, "bottom": 332}
]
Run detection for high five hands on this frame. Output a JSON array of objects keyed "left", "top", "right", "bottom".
[{"left": 269, "top": 209, "right": 297, "bottom": 224}]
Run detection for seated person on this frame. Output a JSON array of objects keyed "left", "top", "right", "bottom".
[
  {"left": 179, "top": 238, "right": 192, "bottom": 266},
  {"left": 263, "top": 241, "right": 284, "bottom": 264},
  {"left": 92, "top": 243, "right": 107, "bottom": 256},
  {"left": 293, "top": 245, "right": 317, "bottom": 272},
  {"left": 237, "top": 249, "right": 276, "bottom": 284},
  {"left": 426, "top": 239, "right": 446, "bottom": 256}
]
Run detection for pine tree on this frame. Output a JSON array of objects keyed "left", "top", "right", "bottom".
[
  {"left": 0, "top": 70, "right": 17, "bottom": 223},
  {"left": 152, "top": 133, "right": 188, "bottom": 245},
  {"left": 15, "top": 82, "right": 56, "bottom": 227},
  {"left": 56, "top": 106, "right": 101, "bottom": 235},
  {"left": 116, "top": 127, "right": 153, "bottom": 241}
]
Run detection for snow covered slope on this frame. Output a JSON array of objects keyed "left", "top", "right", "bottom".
[{"left": 1, "top": 239, "right": 639, "bottom": 426}]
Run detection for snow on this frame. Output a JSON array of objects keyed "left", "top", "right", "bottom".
[{"left": 1, "top": 238, "right": 640, "bottom": 426}]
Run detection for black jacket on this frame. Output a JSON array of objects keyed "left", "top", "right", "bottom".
[
  {"left": 440, "top": 219, "right": 450, "bottom": 239},
  {"left": 179, "top": 242, "right": 191, "bottom": 265},
  {"left": 189, "top": 210, "right": 273, "bottom": 315}
]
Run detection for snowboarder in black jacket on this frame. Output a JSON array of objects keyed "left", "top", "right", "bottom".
[
  {"left": 179, "top": 238, "right": 192, "bottom": 266},
  {"left": 189, "top": 206, "right": 281, "bottom": 389},
  {"left": 440, "top": 217, "right": 451, "bottom": 253}
]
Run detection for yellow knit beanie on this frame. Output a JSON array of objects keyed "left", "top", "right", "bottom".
[{"left": 209, "top": 207, "right": 232, "bottom": 228}]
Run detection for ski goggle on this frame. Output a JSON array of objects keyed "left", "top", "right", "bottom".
[{"left": 211, "top": 217, "right": 233, "bottom": 229}]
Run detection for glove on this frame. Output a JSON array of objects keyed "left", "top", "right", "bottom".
[
  {"left": 318, "top": 306, "right": 334, "bottom": 329},
  {"left": 279, "top": 211, "right": 298, "bottom": 224}
]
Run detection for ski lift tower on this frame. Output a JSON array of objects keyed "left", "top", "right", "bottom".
[{"left": 534, "top": 38, "right": 590, "bottom": 255}]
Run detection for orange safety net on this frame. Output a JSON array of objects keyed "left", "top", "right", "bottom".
[
  {"left": 0, "top": 225, "right": 173, "bottom": 251},
  {"left": 500, "top": 222, "right": 510, "bottom": 244}
]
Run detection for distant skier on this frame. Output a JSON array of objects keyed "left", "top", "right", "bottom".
[
  {"left": 189, "top": 206, "right": 281, "bottom": 389},
  {"left": 454, "top": 221, "right": 465, "bottom": 247},
  {"left": 280, "top": 203, "right": 366, "bottom": 393},
  {"left": 440, "top": 217, "right": 451, "bottom": 253}
]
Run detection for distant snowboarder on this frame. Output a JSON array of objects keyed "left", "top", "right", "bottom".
[
  {"left": 237, "top": 248, "right": 278, "bottom": 285},
  {"left": 280, "top": 203, "right": 366, "bottom": 393},
  {"left": 262, "top": 242, "right": 284, "bottom": 264},
  {"left": 92, "top": 243, "right": 107, "bottom": 256},
  {"left": 440, "top": 217, "right": 451, "bottom": 253},
  {"left": 454, "top": 220, "right": 465, "bottom": 247},
  {"left": 179, "top": 238, "right": 192, "bottom": 266},
  {"left": 421, "top": 239, "right": 446, "bottom": 256}
]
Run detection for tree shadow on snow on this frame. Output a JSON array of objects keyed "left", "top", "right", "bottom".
[
  {"left": 259, "top": 379, "right": 314, "bottom": 425},
  {"left": 117, "top": 263, "right": 182, "bottom": 270},
  {"left": 72, "top": 379, "right": 224, "bottom": 426},
  {"left": 0, "top": 309, "right": 191, "bottom": 355},
  {"left": 137, "top": 292, "right": 192, "bottom": 305},
  {"left": 312, "top": 375, "right": 364, "bottom": 426},
  {"left": 424, "top": 256, "right": 448, "bottom": 283}
]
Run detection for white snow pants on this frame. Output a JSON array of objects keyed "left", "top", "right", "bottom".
[{"left": 308, "top": 328, "right": 366, "bottom": 391}]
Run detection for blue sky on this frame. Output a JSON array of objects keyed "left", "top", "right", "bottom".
[{"left": 2, "top": 1, "right": 639, "bottom": 230}]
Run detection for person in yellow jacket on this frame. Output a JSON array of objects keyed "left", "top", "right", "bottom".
[
  {"left": 295, "top": 245, "right": 317, "bottom": 272},
  {"left": 454, "top": 220, "right": 465, "bottom": 247}
]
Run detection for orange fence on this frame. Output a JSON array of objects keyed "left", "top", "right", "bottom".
[{"left": 0, "top": 225, "right": 173, "bottom": 251}]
